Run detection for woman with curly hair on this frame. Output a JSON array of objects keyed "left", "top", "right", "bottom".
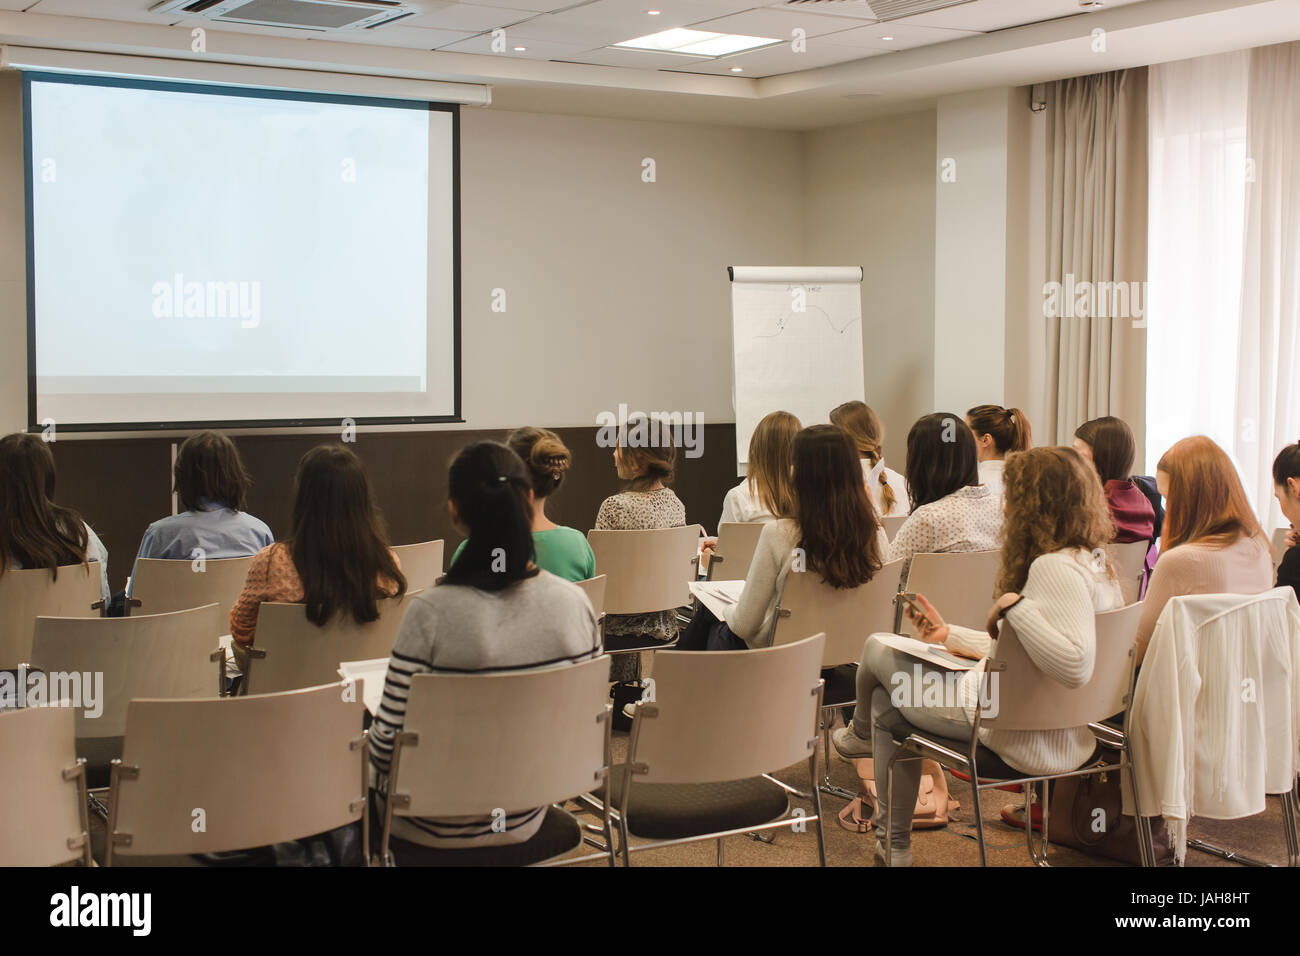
[{"left": 831, "top": 446, "right": 1123, "bottom": 866}]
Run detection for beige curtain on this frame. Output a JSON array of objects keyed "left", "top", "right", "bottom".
[{"left": 1044, "top": 69, "right": 1149, "bottom": 458}]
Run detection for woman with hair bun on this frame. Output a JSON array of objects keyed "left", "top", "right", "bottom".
[
  {"left": 449, "top": 427, "right": 595, "bottom": 582},
  {"left": 966, "top": 404, "right": 1032, "bottom": 497}
]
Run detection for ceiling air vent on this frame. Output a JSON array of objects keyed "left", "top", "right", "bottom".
[
  {"left": 149, "top": 0, "right": 416, "bottom": 32},
  {"left": 784, "top": 0, "right": 974, "bottom": 21}
]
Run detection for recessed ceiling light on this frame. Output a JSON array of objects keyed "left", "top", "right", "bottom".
[
  {"left": 647, "top": 9, "right": 661, "bottom": 14},
  {"left": 880, "top": 35, "right": 895, "bottom": 41},
  {"left": 513, "top": 46, "right": 526, "bottom": 51},
  {"left": 730, "top": 66, "right": 743, "bottom": 72},
  {"left": 613, "top": 28, "right": 780, "bottom": 57}
]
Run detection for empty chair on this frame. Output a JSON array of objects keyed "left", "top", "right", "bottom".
[
  {"left": 882, "top": 515, "right": 908, "bottom": 541},
  {"left": 30, "top": 604, "right": 227, "bottom": 785},
  {"left": 128, "top": 555, "right": 256, "bottom": 616},
  {"left": 898, "top": 550, "right": 1001, "bottom": 633},
  {"left": 706, "top": 523, "right": 765, "bottom": 582},
  {"left": 392, "top": 539, "right": 445, "bottom": 591},
  {"left": 104, "top": 682, "right": 368, "bottom": 865},
  {"left": 243, "top": 593, "right": 416, "bottom": 695},
  {"left": 575, "top": 575, "right": 607, "bottom": 638},
  {"left": 0, "top": 705, "right": 92, "bottom": 866},
  {"left": 1110, "top": 540, "right": 1150, "bottom": 605},
  {"left": 0, "top": 563, "right": 102, "bottom": 669},
  {"left": 771, "top": 559, "right": 906, "bottom": 799},
  {"left": 883, "top": 604, "right": 1145, "bottom": 866},
  {"left": 378, "top": 657, "right": 614, "bottom": 867},
  {"left": 587, "top": 526, "right": 700, "bottom": 652},
  {"left": 596, "top": 633, "right": 827, "bottom": 865}
]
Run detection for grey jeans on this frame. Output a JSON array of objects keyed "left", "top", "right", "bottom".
[{"left": 850, "top": 639, "right": 974, "bottom": 854}]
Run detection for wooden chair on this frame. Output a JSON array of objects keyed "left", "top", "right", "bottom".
[
  {"left": 1110, "top": 540, "right": 1150, "bottom": 605},
  {"left": 771, "top": 559, "right": 906, "bottom": 799},
  {"left": 898, "top": 550, "right": 1001, "bottom": 633},
  {"left": 30, "top": 604, "right": 228, "bottom": 788},
  {"left": 242, "top": 593, "right": 417, "bottom": 696},
  {"left": 882, "top": 603, "right": 1145, "bottom": 866},
  {"left": 587, "top": 526, "right": 700, "bottom": 653},
  {"left": 882, "top": 515, "right": 908, "bottom": 541},
  {"left": 0, "top": 563, "right": 102, "bottom": 669},
  {"left": 596, "top": 633, "right": 828, "bottom": 866},
  {"left": 575, "top": 575, "right": 607, "bottom": 642},
  {"left": 706, "top": 523, "right": 765, "bottom": 582},
  {"left": 392, "top": 539, "right": 445, "bottom": 591},
  {"left": 0, "top": 706, "right": 93, "bottom": 866},
  {"left": 127, "top": 555, "right": 255, "bottom": 617},
  {"left": 379, "top": 657, "right": 614, "bottom": 867},
  {"left": 104, "top": 682, "right": 368, "bottom": 865}
]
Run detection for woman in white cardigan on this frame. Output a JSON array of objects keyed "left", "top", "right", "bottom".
[{"left": 832, "top": 446, "right": 1123, "bottom": 866}]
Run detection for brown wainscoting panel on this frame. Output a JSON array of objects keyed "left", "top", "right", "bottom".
[{"left": 46, "top": 423, "right": 738, "bottom": 588}]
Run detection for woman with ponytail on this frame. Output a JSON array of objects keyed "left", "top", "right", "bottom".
[
  {"left": 830, "top": 401, "right": 908, "bottom": 518},
  {"left": 448, "top": 427, "right": 595, "bottom": 582},
  {"left": 369, "top": 441, "right": 601, "bottom": 853},
  {"left": 966, "top": 404, "right": 1032, "bottom": 497}
]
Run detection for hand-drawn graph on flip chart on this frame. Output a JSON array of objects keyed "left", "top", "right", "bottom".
[{"left": 729, "top": 266, "right": 865, "bottom": 472}]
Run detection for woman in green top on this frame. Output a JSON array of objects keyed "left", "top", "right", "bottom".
[{"left": 451, "top": 427, "right": 595, "bottom": 582}]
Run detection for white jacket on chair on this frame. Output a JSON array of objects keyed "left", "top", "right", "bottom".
[{"left": 1127, "top": 588, "right": 1300, "bottom": 863}]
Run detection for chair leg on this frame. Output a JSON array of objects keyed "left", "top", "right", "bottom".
[
  {"left": 809, "top": 750, "right": 827, "bottom": 867},
  {"left": 1283, "top": 781, "right": 1299, "bottom": 868},
  {"left": 618, "top": 816, "right": 633, "bottom": 867},
  {"left": 716, "top": 837, "right": 725, "bottom": 867},
  {"left": 970, "top": 778, "right": 987, "bottom": 867},
  {"left": 818, "top": 714, "right": 856, "bottom": 802}
]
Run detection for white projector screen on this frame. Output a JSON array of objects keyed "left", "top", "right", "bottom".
[{"left": 23, "top": 72, "right": 459, "bottom": 431}]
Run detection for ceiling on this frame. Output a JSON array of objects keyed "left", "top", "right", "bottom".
[{"left": 2, "top": 0, "right": 1299, "bottom": 127}]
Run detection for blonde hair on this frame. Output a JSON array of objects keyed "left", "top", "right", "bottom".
[
  {"left": 746, "top": 411, "right": 801, "bottom": 518},
  {"left": 830, "top": 401, "right": 896, "bottom": 514}
]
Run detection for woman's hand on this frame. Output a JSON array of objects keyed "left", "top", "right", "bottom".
[
  {"left": 906, "top": 593, "right": 949, "bottom": 645},
  {"left": 700, "top": 537, "right": 718, "bottom": 556},
  {"left": 986, "top": 592, "right": 1021, "bottom": 639}
]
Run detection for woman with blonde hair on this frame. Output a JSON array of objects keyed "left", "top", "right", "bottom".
[
  {"left": 719, "top": 410, "right": 800, "bottom": 526},
  {"left": 831, "top": 401, "right": 909, "bottom": 518},
  {"left": 832, "top": 446, "right": 1122, "bottom": 866}
]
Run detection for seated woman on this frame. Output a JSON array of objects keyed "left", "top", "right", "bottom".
[
  {"left": 830, "top": 401, "right": 909, "bottom": 518},
  {"left": 369, "top": 441, "right": 601, "bottom": 852},
  {"left": 0, "top": 432, "right": 109, "bottom": 604},
  {"left": 595, "top": 414, "right": 687, "bottom": 688},
  {"left": 832, "top": 446, "right": 1123, "bottom": 866},
  {"left": 1136, "top": 435, "right": 1273, "bottom": 664},
  {"left": 1073, "top": 416, "right": 1154, "bottom": 544},
  {"left": 1274, "top": 442, "right": 1300, "bottom": 601},
  {"left": 127, "top": 430, "right": 273, "bottom": 595},
  {"left": 677, "top": 424, "right": 887, "bottom": 651},
  {"left": 888, "top": 413, "right": 1003, "bottom": 584},
  {"left": 229, "top": 444, "right": 405, "bottom": 659},
  {"left": 965, "top": 404, "right": 1032, "bottom": 497},
  {"left": 450, "top": 427, "right": 595, "bottom": 582}
]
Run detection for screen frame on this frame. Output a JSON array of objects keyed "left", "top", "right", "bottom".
[{"left": 22, "top": 70, "right": 462, "bottom": 433}]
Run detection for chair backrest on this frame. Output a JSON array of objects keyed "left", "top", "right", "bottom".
[
  {"left": 708, "top": 522, "right": 765, "bottom": 581},
  {"left": 901, "top": 550, "right": 1001, "bottom": 632},
  {"left": 771, "top": 559, "right": 905, "bottom": 665},
  {"left": 0, "top": 563, "right": 102, "bottom": 668},
  {"left": 587, "top": 526, "right": 699, "bottom": 615},
  {"left": 575, "top": 575, "right": 606, "bottom": 620},
  {"left": 629, "top": 633, "right": 825, "bottom": 785},
  {"left": 882, "top": 515, "right": 908, "bottom": 541},
  {"left": 129, "top": 555, "right": 256, "bottom": 617},
  {"left": 392, "top": 657, "right": 609, "bottom": 817},
  {"left": 982, "top": 602, "right": 1143, "bottom": 732},
  {"left": 1109, "top": 540, "right": 1149, "bottom": 605},
  {"left": 30, "top": 603, "right": 226, "bottom": 740},
  {"left": 108, "top": 683, "right": 366, "bottom": 859},
  {"left": 1272, "top": 528, "right": 1291, "bottom": 572},
  {"left": 0, "top": 706, "right": 89, "bottom": 866},
  {"left": 392, "top": 539, "right": 445, "bottom": 591},
  {"left": 246, "top": 593, "right": 417, "bottom": 695}
]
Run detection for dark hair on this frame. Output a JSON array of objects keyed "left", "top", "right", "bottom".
[
  {"left": 443, "top": 442, "right": 539, "bottom": 592},
  {"left": 1074, "top": 416, "right": 1136, "bottom": 484},
  {"left": 0, "top": 433, "right": 90, "bottom": 580},
  {"left": 1273, "top": 442, "right": 1300, "bottom": 487},
  {"left": 966, "top": 404, "right": 1032, "bottom": 455},
  {"left": 904, "top": 413, "right": 980, "bottom": 509},
  {"left": 618, "top": 414, "right": 677, "bottom": 492},
  {"left": 173, "top": 431, "right": 252, "bottom": 512},
  {"left": 792, "top": 425, "right": 883, "bottom": 589},
  {"left": 506, "top": 427, "right": 571, "bottom": 499},
  {"left": 285, "top": 444, "right": 405, "bottom": 627},
  {"left": 829, "top": 401, "right": 897, "bottom": 515}
]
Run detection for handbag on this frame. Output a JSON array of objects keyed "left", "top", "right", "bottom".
[
  {"left": 1047, "top": 766, "right": 1174, "bottom": 865},
  {"left": 837, "top": 757, "right": 958, "bottom": 833}
]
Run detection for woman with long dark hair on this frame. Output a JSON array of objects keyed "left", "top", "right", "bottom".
[
  {"left": 369, "top": 441, "right": 601, "bottom": 853},
  {"left": 229, "top": 444, "right": 405, "bottom": 648},
  {"left": 1073, "top": 416, "right": 1155, "bottom": 545}
]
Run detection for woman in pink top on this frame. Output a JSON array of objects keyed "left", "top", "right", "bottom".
[{"left": 1135, "top": 436, "right": 1273, "bottom": 663}]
